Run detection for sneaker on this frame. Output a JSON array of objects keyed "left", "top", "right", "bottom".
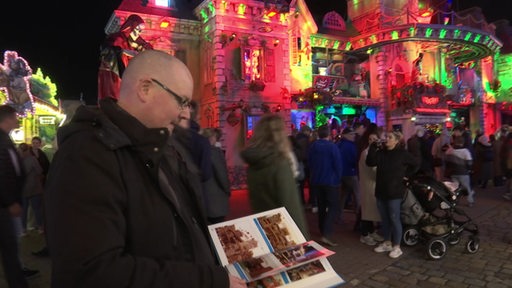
[
  {"left": 388, "top": 247, "right": 403, "bottom": 258},
  {"left": 360, "top": 235, "right": 377, "bottom": 246},
  {"left": 369, "top": 232, "right": 384, "bottom": 242},
  {"left": 22, "top": 267, "right": 40, "bottom": 279},
  {"left": 311, "top": 207, "right": 318, "bottom": 213},
  {"left": 374, "top": 242, "right": 392, "bottom": 253},
  {"left": 320, "top": 236, "right": 338, "bottom": 247}
]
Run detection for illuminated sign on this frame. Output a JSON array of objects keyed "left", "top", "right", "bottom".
[
  {"left": 421, "top": 96, "right": 440, "bottom": 105},
  {"left": 39, "top": 116, "right": 56, "bottom": 125}
]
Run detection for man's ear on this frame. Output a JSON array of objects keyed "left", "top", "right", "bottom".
[{"left": 136, "top": 78, "right": 152, "bottom": 103}]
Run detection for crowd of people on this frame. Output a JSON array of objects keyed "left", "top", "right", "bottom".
[
  {"left": 288, "top": 119, "right": 512, "bottom": 259},
  {"left": 2, "top": 47, "right": 512, "bottom": 286},
  {"left": 0, "top": 106, "right": 51, "bottom": 287}
]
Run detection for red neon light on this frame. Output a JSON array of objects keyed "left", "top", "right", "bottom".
[
  {"left": 421, "top": 96, "right": 440, "bottom": 105},
  {"left": 415, "top": 108, "right": 450, "bottom": 113}
]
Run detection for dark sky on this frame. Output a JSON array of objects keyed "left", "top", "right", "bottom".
[{"left": 1, "top": 0, "right": 510, "bottom": 105}]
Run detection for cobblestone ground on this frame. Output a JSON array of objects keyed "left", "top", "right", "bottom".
[
  {"left": 1, "top": 186, "right": 511, "bottom": 287},
  {"left": 331, "top": 187, "right": 512, "bottom": 288}
]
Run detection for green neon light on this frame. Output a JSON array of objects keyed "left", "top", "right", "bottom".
[
  {"left": 391, "top": 31, "right": 399, "bottom": 40},
  {"left": 370, "top": 35, "right": 377, "bottom": 43},
  {"left": 454, "top": 29, "right": 461, "bottom": 38},
  {"left": 333, "top": 40, "right": 340, "bottom": 49},
  {"left": 322, "top": 38, "right": 328, "bottom": 47},
  {"left": 473, "top": 34, "right": 481, "bottom": 43},
  {"left": 315, "top": 105, "right": 328, "bottom": 128},
  {"left": 200, "top": 9, "right": 208, "bottom": 22},
  {"left": 342, "top": 106, "right": 356, "bottom": 115},
  {"left": 204, "top": 25, "right": 210, "bottom": 33},
  {"left": 464, "top": 32, "right": 472, "bottom": 41},
  {"left": 208, "top": 2, "right": 215, "bottom": 14},
  {"left": 237, "top": 4, "right": 246, "bottom": 15},
  {"left": 425, "top": 28, "right": 433, "bottom": 38},
  {"left": 439, "top": 29, "right": 447, "bottom": 39},
  {"left": 484, "top": 35, "right": 490, "bottom": 44},
  {"left": 345, "top": 42, "right": 352, "bottom": 50},
  {"left": 498, "top": 54, "right": 512, "bottom": 101},
  {"left": 409, "top": 27, "right": 416, "bottom": 37}
]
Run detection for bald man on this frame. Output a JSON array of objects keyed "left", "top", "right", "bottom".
[{"left": 45, "top": 50, "right": 246, "bottom": 288}]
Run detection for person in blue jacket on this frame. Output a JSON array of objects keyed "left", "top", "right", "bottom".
[{"left": 308, "top": 125, "right": 342, "bottom": 247}]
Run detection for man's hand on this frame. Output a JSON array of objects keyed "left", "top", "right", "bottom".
[
  {"left": 228, "top": 275, "right": 247, "bottom": 288},
  {"left": 8, "top": 203, "right": 22, "bottom": 217}
]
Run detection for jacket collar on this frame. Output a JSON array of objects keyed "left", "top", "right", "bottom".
[{"left": 99, "top": 98, "right": 169, "bottom": 154}]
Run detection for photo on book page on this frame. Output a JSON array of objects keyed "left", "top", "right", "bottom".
[
  {"left": 230, "top": 241, "right": 335, "bottom": 282},
  {"left": 246, "top": 258, "right": 344, "bottom": 288},
  {"left": 208, "top": 207, "right": 307, "bottom": 266}
]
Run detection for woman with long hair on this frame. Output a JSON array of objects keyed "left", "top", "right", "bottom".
[
  {"left": 240, "top": 114, "right": 309, "bottom": 237},
  {"left": 366, "top": 130, "right": 418, "bottom": 258}
]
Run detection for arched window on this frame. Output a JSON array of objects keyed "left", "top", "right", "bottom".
[{"left": 322, "top": 12, "right": 346, "bottom": 31}]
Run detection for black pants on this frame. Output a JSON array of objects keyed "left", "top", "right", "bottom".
[
  {"left": 0, "top": 209, "right": 28, "bottom": 288},
  {"left": 360, "top": 220, "right": 375, "bottom": 236}
]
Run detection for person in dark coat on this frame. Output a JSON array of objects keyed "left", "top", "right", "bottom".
[
  {"left": 240, "top": 114, "right": 309, "bottom": 238},
  {"left": 308, "top": 125, "right": 342, "bottom": 247},
  {"left": 294, "top": 125, "right": 312, "bottom": 205},
  {"left": 0, "top": 104, "right": 29, "bottom": 288},
  {"left": 201, "top": 128, "right": 231, "bottom": 224},
  {"left": 366, "top": 130, "right": 419, "bottom": 259},
  {"left": 45, "top": 50, "right": 246, "bottom": 288}
]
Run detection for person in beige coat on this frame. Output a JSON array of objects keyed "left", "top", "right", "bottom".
[{"left": 359, "top": 131, "right": 383, "bottom": 246}]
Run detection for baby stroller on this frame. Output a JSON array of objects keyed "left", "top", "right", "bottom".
[{"left": 400, "top": 175, "right": 479, "bottom": 260}]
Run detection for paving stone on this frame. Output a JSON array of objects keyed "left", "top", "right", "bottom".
[
  {"left": 427, "top": 276, "right": 447, "bottom": 285},
  {"left": 2, "top": 186, "right": 511, "bottom": 287}
]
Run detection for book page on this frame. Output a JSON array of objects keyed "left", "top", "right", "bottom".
[
  {"left": 208, "top": 207, "right": 306, "bottom": 266},
  {"left": 228, "top": 241, "right": 335, "bottom": 282},
  {"left": 208, "top": 207, "right": 345, "bottom": 287},
  {"left": 246, "top": 258, "right": 344, "bottom": 288}
]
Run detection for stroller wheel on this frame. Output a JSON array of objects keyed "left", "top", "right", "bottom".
[
  {"left": 447, "top": 234, "right": 460, "bottom": 245},
  {"left": 466, "top": 236, "right": 480, "bottom": 254},
  {"left": 402, "top": 226, "right": 420, "bottom": 246},
  {"left": 426, "top": 237, "right": 447, "bottom": 260}
]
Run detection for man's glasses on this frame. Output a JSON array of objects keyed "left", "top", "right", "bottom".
[{"left": 150, "top": 78, "right": 190, "bottom": 109}]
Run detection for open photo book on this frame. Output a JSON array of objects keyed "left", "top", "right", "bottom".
[{"left": 208, "top": 207, "right": 345, "bottom": 287}]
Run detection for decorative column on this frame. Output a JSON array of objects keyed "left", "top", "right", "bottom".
[{"left": 375, "top": 49, "right": 390, "bottom": 129}]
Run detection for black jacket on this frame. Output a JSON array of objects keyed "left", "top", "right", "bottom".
[
  {"left": 366, "top": 143, "right": 419, "bottom": 200},
  {"left": 45, "top": 99, "right": 228, "bottom": 288},
  {"left": 0, "top": 130, "right": 24, "bottom": 208}
]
